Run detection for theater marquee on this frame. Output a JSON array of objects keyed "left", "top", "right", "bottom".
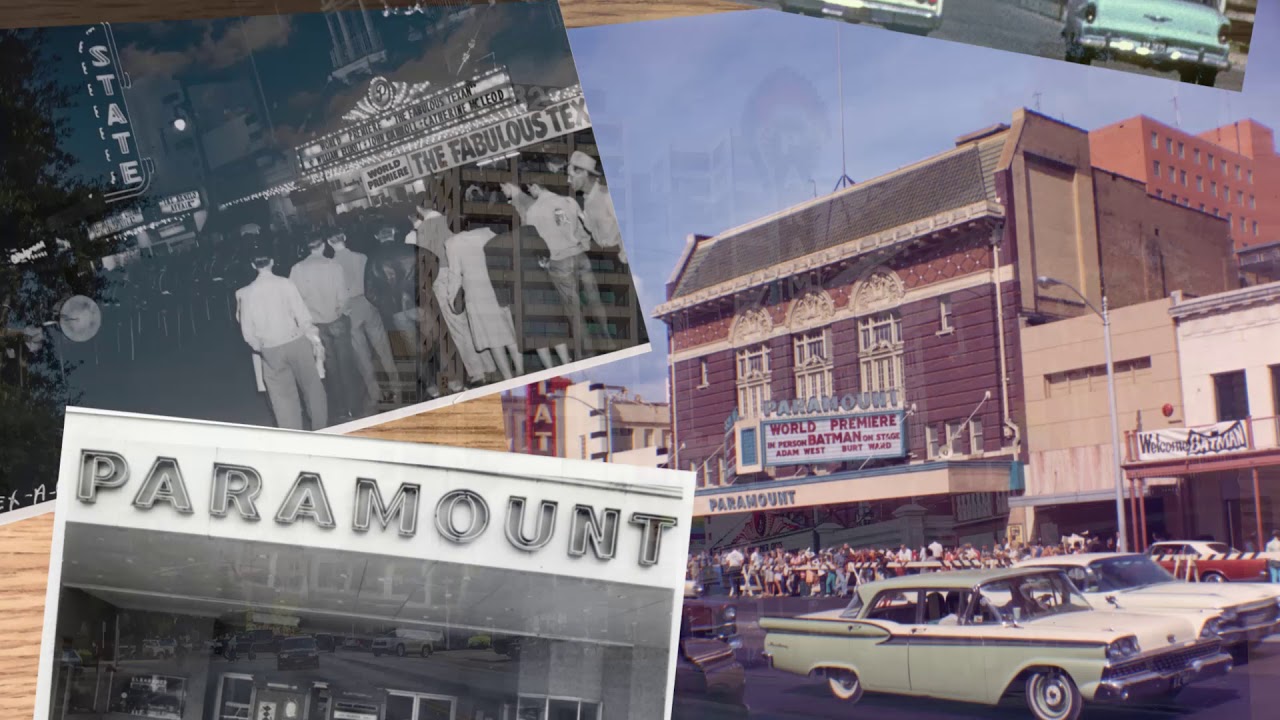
[{"left": 761, "top": 410, "right": 906, "bottom": 467}]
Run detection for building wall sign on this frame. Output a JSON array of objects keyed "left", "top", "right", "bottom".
[
  {"left": 723, "top": 390, "right": 903, "bottom": 431},
  {"left": 77, "top": 23, "right": 153, "bottom": 203},
  {"left": 1134, "top": 421, "right": 1250, "bottom": 462},
  {"left": 158, "top": 190, "right": 201, "bottom": 214},
  {"left": 761, "top": 411, "right": 906, "bottom": 466},
  {"left": 526, "top": 378, "right": 570, "bottom": 455}
]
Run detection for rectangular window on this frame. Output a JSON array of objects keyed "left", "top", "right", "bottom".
[
  {"left": 1237, "top": 190, "right": 1244, "bottom": 205},
  {"left": 1166, "top": 138, "right": 1173, "bottom": 154},
  {"left": 1151, "top": 131, "right": 1159, "bottom": 149},
  {"left": 1180, "top": 170, "right": 1187, "bottom": 186},
  {"left": 1211, "top": 181, "right": 1217, "bottom": 197},
  {"left": 698, "top": 359, "right": 709, "bottom": 388},
  {"left": 970, "top": 418, "right": 985, "bottom": 455},
  {"left": 794, "top": 329, "right": 833, "bottom": 401},
  {"left": 1253, "top": 221, "right": 1259, "bottom": 235},
  {"left": 1236, "top": 164, "right": 1242, "bottom": 179},
  {"left": 926, "top": 425, "right": 939, "bottom": 459},
  {"left": 858, "top": 311, "right": 904, "bottom": 394},
  {"left": 945, "top": 420, "right": 964, "bottom": 455},
  {"left": 1272, "top": 365, "right": 1280, "bottom": 426},
  {"left": 1225, "top": 186, "right": 1231, "bottom": 202},
  {"left": 1242, "top": 217, "right": 1248, "bottom": 232},
  {"left": 1248, "top": 169, "right": 1254, "bottom": 184},
  {"left": 736, "top": 345, "right": 771, "bottom": 419},
  {"left": 939, "top": 295, "right": 954, "bottom": 331},
  {"left": 1153, "top": 160, "right": 1161, "bottom": 176},
  {"left": 1196, "top": 175, "right": 1203, "bottom": 191},
  {"left": 1195, "top": 148, "right": 1201, "bottom": 164},
  {"left": 1250, "top": 195, "right": 1256, "bottom": 209},
  {"left": 1156, "top": 189, "right": 1164, "bottom": 199},
  {"left": 1178, "top": 141, "right": 1185, "bottom": 158},
  {"left": 1209, "top": 154, "right": 1215, "bottom": 170},
  {"left": 1213, "top": 370, "right": 1250, "bottom": 422},
  {"left": 1168, "top": 165, "right": 1175, "bottom": 181}
]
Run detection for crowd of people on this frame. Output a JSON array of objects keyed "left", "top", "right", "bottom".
[{"left": 688, "top": 533, "right": 1120, "bottom": 598}]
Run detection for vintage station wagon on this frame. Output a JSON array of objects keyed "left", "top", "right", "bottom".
[
  {"left": 1017, "top": 553, "right": 1280, "bottom": 651},
  {"left": 1062, "top": 0, "right": 1232, "bottom": 86},
  {"left": 761, "top": 567, "right": 1232, "bottom": 720}
]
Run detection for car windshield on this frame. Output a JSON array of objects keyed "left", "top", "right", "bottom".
[
  {"left": 1089, "top": 556, "right": 1177, "bottom": 591},
  {"left": 839, "top": 591, "right": 866, "bottom": 619},
  {"left": 280, "top": 637, "right": 315, "bottom": 650},
  {"left": 1207, "top": 542, "right": 1234, "bottom": 554},
  {"left": 973, "top": 572, "right": 1092, "bottom": 624}
]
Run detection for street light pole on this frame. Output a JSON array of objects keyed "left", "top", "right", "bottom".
[{"left": 1036, "top": 277, "right": 1130, "bottom": 552}]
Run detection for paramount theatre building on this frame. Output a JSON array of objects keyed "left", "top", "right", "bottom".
[{"left": 654, "top": 109, "right": 1239, "bottom": 553}]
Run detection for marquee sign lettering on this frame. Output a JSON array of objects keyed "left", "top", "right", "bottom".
[
  {"left": 706, "top": 489, "right": 798, "bottom": 514},
  {"left": 297, "top": 67, "right": 519, "bottom": 175},
  {"left": 78, "top": 23, "right": 153, "bottom": 203},
  {"left": 724, "top": 389, "right": 902, "bottom": 431},
  {"left": 762, "top": 410, "right": 906, "bottom": 467},
  {"left": 76, "top": 450, "right": 678, "bottom": 567},
  {"left": 1134, "top": 421, "right": 1251, "bottom": 462}
]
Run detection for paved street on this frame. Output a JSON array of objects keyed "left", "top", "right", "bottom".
[{"left": 707, "top": 595, "right": 1280, "bottom": 719}]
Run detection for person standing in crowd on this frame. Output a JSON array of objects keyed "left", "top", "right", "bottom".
[
  {"left": 1267, "top": 531, "right": 1280, "bottom": 583},
  {"left": 501, "top": 182, "right": 610, "bottom": 356},
  {"left": 364, "top": 226, "right": 414, "bottom": 404},
  {"left": 329, "top": 232, "right": 399, "bottom": 410},
  {"left": 405, "top": 206, "right": 494, "bottom": 390},
  {"left": 236, "top": 244, "right": 327, "bottom": 430},
  {"left": 445, "top": 226, "right": 524, "bottom": 381},
  {"left": 289, "top": 236, "right": 358, "bottom": 422},
  {"left": 566, "top": 150, "right": 628, "bottom": 266},
  {"left": 928, "top": 538, "right": 944, "bottom": 560},
  {"left": 724, "top": 546, "right": 745, "bottom": 598}
]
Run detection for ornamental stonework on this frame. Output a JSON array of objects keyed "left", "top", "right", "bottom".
[
  {"left": 788, "top": 290, "right": 836, "bottom": 331},
  {"left": 899, "top": 245, "right": 991, "bottom": 290},
  {"left": 853, "top": 269, "right": 906, "bottom": 312},
  {"left": 731, "top": 306, "right": 774, "bottom": 346}
]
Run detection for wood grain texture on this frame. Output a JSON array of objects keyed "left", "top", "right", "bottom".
[{"left": 0, "top": 0, "right": 744, "bottom": 30}]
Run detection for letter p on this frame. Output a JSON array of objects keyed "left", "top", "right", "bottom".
[{"left": 78, "top": 450, "right": 129, "bottom": 503}]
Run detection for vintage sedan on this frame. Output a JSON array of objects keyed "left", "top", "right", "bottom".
[
  {"left": 753, "top": 1, "right": 945, "bottom": 36},
  {"left": 1062, "top": 0, "right": 1232, "bottom": 86},
  {"left": 1017, "top": 553, "right": 1280, "bottom": 651},
  {"left": 761, "top": 567, "right": 1232, "bottom": 720},
  {"left": 1148, "top": 540, "right": 1280, "bottom": 582}
]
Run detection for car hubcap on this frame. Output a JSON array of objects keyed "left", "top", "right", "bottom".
[
  {"left": 1033, "top": 674, "right": 1072, "bottom": 718},
  {"left": 828, "top": 671, "right": 860, "bottom": 700}
]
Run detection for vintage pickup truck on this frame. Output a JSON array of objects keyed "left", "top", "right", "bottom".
[{"left": 761, "top": 567, "right": 1232, "bottom": 720}]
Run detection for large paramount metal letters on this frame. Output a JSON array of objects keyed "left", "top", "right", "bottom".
[{"left": 76, "top": 451, "right": 678, "bottom": 566}]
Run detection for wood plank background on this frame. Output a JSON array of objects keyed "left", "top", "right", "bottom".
[{"left": 0, "top": 1, "right": 749, "bottom": 715}]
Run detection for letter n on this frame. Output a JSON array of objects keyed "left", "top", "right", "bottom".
[{"left": 568, "top": 505, "right": 621, "bottom": 560}]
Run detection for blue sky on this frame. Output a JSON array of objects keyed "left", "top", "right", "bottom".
[{"left": 563, "top": 4, "right": 1280, "bottom": 403}]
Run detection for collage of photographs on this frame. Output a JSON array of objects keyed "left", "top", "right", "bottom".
[{"left": 1, "top": 0, "right": 1279, "bottom": 719}]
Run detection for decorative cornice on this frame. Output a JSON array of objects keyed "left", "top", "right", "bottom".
[
  {"left": 1169, "top": 281, "right": 1280, "bottom": 321},
  {"left": 652, "top": 200, "right": 1004, "bottom": 318}
]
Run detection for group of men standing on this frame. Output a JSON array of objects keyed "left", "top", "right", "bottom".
[{"left": 235, "top": 224, "right": 401, "bottom": 431}]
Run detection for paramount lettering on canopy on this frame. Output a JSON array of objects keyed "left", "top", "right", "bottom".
[
  {"left": 75, "top": 450, "right": 677, "bottom": 567},
  {"left": 1134, "top": 421, "right": 1251, "bottom": 462},
  {"left": 707, "top": 489, "right": 797, "bottom": 514},
  {"left": 762, "top": 411, "right": 906, "bottom": 467},
  {"left": 377, "top": 96, "right": 590, "bottom": 186}
]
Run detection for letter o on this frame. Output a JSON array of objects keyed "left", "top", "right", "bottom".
[{"left": 434, "top": 490, "right": 490, "bottom": 543}]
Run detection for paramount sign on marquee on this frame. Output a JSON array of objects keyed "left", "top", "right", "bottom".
[{"left": 76, "top": 450, "right": 678, "bottom": 567}]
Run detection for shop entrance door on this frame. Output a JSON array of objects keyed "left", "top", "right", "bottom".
[{"left": 254, "top": 686, "right": 310, "bottom": 720}]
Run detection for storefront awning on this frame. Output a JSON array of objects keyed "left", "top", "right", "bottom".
[
  {"left": 694, "top": 458, "right": 1017, "bottom": 517},
  {"left": 1008, "top": 487, "right": 1137, "bottom": 508}
]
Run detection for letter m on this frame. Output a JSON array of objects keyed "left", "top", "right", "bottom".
[{"left": 352, "top": 478, "right": 421, "bottom": 537}]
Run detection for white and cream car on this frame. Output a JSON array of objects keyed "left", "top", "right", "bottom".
[
  {"left": 749, "top": 1, "right": 945, "bottom": 36},
  {"left": 1018, "top": 552, "right": 1280, "bottom": 650},
  {"left": 761, "top": 567, "right": 1232, "bottom": 720}
]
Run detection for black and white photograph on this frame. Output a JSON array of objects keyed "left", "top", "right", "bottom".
[
  {"left": 35, "top": 408, "right": 695, "bottom": 720},
  {"left": 0, "top": 0, "right": 648, "bottom": 523}
]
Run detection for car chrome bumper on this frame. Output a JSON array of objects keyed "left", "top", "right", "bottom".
[
  {"left": 1094, "top": 652, "right": 1234, "bottom": 702},
  {"left": 787, "top": 0, "right": 942, "bottom": 30},
  {"left": 1223, "top": 619, "right": 1280, "bottom": 645},
  {"left": 1076, "top": 33, "right": 1231, "bottom": 70}
]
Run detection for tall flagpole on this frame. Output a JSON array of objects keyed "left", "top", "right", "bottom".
[{"left": 835, "top": 25, "right": 853, "bottom": 191}]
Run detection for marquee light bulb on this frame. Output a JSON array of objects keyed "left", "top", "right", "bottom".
[{"left": 173, "top": 118, "right": 187, "bottom": 132}]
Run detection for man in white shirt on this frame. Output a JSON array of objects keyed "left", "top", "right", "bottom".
[
  {"left": 724, "top": 547, "right": 746, "bottom": 597},
  {"left": 567, "top": 150, "right": 628, "bottom": 265},
  {"left": 237, "top": 246, "right": 327, "bottom": 430},
  {"left": 1266, "top": 531, "right": 1280, "bottom": 583},
  {"left": 928, "top": 539, "right": 944, "bottom": 560},
  {"left": 290, "top": 236, "right": 359, "bottom": 419},
  {"left": 502, "top": 181, "right": 610, "bottom": 354}
]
